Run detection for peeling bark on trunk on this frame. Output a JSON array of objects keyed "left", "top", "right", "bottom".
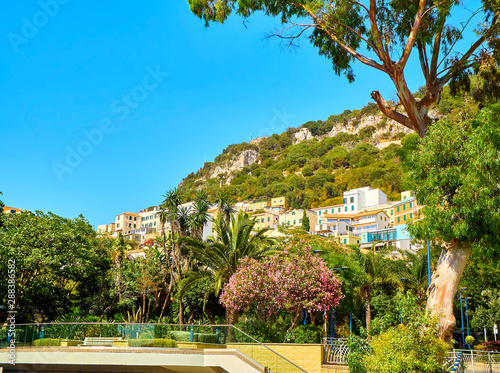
[
  {"left": 365, "top": 296, "right": 372, "bottom": 332},
  {"left": 426, "top": 240, "right": 472, "bottom": 344}
]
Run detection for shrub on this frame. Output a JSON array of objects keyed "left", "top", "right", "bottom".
[
  {"left": 128, "top": 339, "right": 177, "bottom": 347},
  {"left": 363, "top": 323, "right": 449, "bottom": 373},
  {"left": 33, "top": 339, "right": 61, "bottom": 346},
  {"left": 465, "top": 335, "right": 475, "bottom": 346},
  {"left": 291, "top": 324, "right": 322, "bottom": 343},
  {"left": 197, "top": 333, "right": 218, "bottom": 344},
  {"left": 477, "top": 341, "right": 500, "bottom": 351},
  {"left": 170, "top": 331, "right": 192, "bottom": 342}
]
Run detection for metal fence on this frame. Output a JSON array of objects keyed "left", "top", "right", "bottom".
[
  {"left": 445, "top": 350, "right": 500, "bottom": 372},
  {"left": 322, "top": 338, "right": 349, "bottom": 365}
]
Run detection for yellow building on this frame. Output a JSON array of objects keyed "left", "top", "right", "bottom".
[
  {"left": 248, "top": 200, "right": 271, "bottom": 211},
  {"left": 271, "top": 196, "right": 287, "bottom": 209},
  {"left": 393, "top": 197, "right": 422, "bottom": 226},
  {"left": 279, "top": 209, "right": 317, "bottom": 232},
  {"left": 338, "top": 234, "right": 361, "bottom": 245},
  {"left": 2, "top": 206, "right": 23, "bottom": 214},
  {"left": 97, "top": 223, "right": 116, "bottom": 235},
  {"left": 253, "top": 212, "right": 279, "bottom": 230},
  {"left": 115, "top": 212, "right": 141, "bottom": 236}
]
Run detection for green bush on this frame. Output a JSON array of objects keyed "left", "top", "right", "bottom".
[
  {"left": 290, "top": 324, "right": 322, "bottom": 344},
  {"left": 33, "top": 338, "right": 61, "bottom": 346},
  {"left": 197, "top": 333, "right": 218, "bottom": 344},
  {"left": 363, "top": 323, "right": 449, "bottom": 373},
  {"left": 128, "top": 339, "right": 177, "bottom": 347},
  {"left": 170, "top": 331, "right": 193, "bottom": 342},
  {"left": 465, "top": 335, "right": 475, "bottom": 346}
]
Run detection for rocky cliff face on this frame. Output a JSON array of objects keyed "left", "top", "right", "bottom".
[
  {"left": 205, "top": 149, "right": 259, "bottom": 184},
  {"left": 294, "top": 128, "right": 314, "bottom": 143}
]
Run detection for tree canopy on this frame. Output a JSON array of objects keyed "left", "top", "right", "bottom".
[{"left": 188, "top": 0, "right": 500, "bottom": 136}]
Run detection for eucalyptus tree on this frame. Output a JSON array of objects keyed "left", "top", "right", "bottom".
[
  {"left": 188, "top": 0, "right": 500, "bottom": 136},
  {"left": 403, "top": 104, "right": 500, "bottom": 342},
  {"left": 180, "top": 211, "right": 278, "bottom": 324}
]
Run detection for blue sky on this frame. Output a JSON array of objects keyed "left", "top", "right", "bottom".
[{"left": 0, "top": 1, "right": 476, "bottom": 226}]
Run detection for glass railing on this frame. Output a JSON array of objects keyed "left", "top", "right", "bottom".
[{"left": 0, "top": 323, "right": 308, "bottom": 373}]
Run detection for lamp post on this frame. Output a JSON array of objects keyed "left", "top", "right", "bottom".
[
  {"left": 330, "top": 267, "right": 350, "bottom": 339},
  {"left": 465, "top": 297, "right": 471, "bottom": 348},
  {"left": 459, "top": 288, "right": 467, "bottom": 348},
  {"left": 427, "top": 241, "right": 431, "bottom": 287}
]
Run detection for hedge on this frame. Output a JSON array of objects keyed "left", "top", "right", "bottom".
[
  {"left": 128, "top": 339, "right": 177, "bottom": 347},
  {"left": 33, "top": 339, "right": 61, "bottom": 346}
]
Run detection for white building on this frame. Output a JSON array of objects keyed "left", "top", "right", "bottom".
[{"left": 342, "top": 187, "right": 387, "bottom": 214}]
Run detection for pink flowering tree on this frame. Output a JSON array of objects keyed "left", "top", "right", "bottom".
[{"left": 220, "top": 247, "right": 343, "bottom": 329}]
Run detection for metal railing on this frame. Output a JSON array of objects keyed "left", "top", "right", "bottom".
[
  {"left": 322, "top": 338, "right": 349, "bottom": 365},
  {"left": 446, "top": 350, "right": 500, "bottom": 372},
  {"left": 0, "top": 323, "right": 308, "bottom": 373}
]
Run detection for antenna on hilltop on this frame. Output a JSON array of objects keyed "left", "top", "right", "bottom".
[{"left": 250, "top": 132, "right": 253, "bottom": 141}]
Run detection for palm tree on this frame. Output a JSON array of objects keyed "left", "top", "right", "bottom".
[
  {"left": 214, "top": 190, "right": 236, "bottom": 224},
  {"left": 189, "top": 190, "right": 211, "bottom": 239},
  {"left": 180, "top": 211, "right": 278, "bottom": 324},
  {"left": 352, "top": 248, "right": 404, "bottom": 331}
]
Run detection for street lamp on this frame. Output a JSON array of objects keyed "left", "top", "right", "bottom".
[
  {"left": 459, "top": 288, "right": 467, "bottom": 348},
  {"left": 330, "top": 267, "right": 350, "bottom": 339},
  {"left": 465, "top": 297, "right": 471, "bottom": 348}
]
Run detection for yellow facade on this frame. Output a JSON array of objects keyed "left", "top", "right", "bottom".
[
  {"left": 393, "top": 198, "right": 422, "bottom": 226},
  {"left": 248, "top": 200, "right": 270, "bottom": 211},
  {"left": 271, "top": 196, "right": 287, "bottom": 209},
  {"left": 253, "top": 212, "right": 279, "bottom": 230},
  {"left": 226, "top": 343, "right": 347, "bottom": 373},
  {"left": 338, "top": 234, "right": 360, "bottom": 245}
]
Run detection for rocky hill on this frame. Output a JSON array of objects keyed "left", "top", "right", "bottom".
[{"left": 178, "top": 86, "right": 475, "bottom": 209}]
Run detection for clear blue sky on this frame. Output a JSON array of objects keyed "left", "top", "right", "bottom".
[{"left": 0, "top": 1, "right": 475, "bottom": 226}]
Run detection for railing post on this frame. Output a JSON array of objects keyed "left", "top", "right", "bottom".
[
  {"left": 488, "top": 351, "right": 493, "bottom": 373},
  {"left": 189, "top": 326, "right": 194, "bottom": 342},
  {"left": 470, "top": 350, "right": 475, "bottom": 373}
]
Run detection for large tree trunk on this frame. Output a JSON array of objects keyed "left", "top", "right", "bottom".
[{"left": 426, "top": 240, "right": 472, "bottom": 343}]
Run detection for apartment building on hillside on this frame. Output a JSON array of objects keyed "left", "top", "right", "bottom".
[
  {"left": 279, "top": 209, "right": 317, "bottom": 232},
  {"left": 114, "top": 212, "right": 141, "bottom": 236},
  {"left": 253, "top": 212, "right": 279, "bottom": 230}
]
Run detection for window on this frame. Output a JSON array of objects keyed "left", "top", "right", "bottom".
[
  {"left": 351, "top": 206, "right": 354, "bottom": 211},
  {"left": 344, "top": 239, "right": 347, "bottom": 244},
  {"left": 345, "top": 206, "right": 348, "bottom": 212},
  {"left": 397, "top": 206, "right": 400, "bottom": 212},
  {"left": 332, "top": 209, "right": 334, "bottom": 213},
  {"left": 129, "top": 224, "right": 132, "bottom": 228},
  {"left": 319, "top": 211, "right": 322, "bottom": 215},
  {"left": 338, "top": 208, "right": 341, "bottom": 212},
  {"left": 403, "top": 204, "right": 406, "bottom": 211},
  {"left": 280, "top": 200, "right": 282, "bottom": 202},
  {"left": 350, "top": 197, "right": 354, "bottom": 203},
  {"left": 299, "top": 219, "right": 302, "bottom": 223},
  {"left": 293, "top": 220, "right": 296, "bottom": 224},
  {"left": 117, "top": 216, "right": 120, "bottom": 220},
  {"left": 134, "top": 224, "right": 136, "bottom": 228},
  {"left": 397, "top": 217, "right": 400, "bottom": 223},
  {"left": 344, "top": 198, "right": 347, "bottom": 203},
  {"left": 154, "top": 222, "right": 156, "bottom": 226},
  {"left": 267, "top": 217, "right": 270, "bottom": 222},
  {"left": 391, "top": 209, "right": 394, "bottom": 216},
  {"left": 410, "top": 213, "right": 413, "bottom": 219},
  {"left": 404, "top": 215, "right": 407, "bottom": 221},
  {"left": 409, "top": 201, "right": 412, "bottom": 208},
  {"left": 117, "top": 223, "right": 120, "bottom": 228},
  {"left": 261, "top": 218, "right": 264, "bottom": 223},
  {"left": 134, "top": 217, "right": 137, "bottom": 221}
]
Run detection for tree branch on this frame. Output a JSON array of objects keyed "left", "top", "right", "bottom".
[
  {"left": 399, "top": 0, "right": 427, "bottom": 68},
  {"left": 370, "top": 91, "right": 415, "bottom": 131},
  {"left": 292, "top": 2, "right": 387, "bottom": 72}
]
